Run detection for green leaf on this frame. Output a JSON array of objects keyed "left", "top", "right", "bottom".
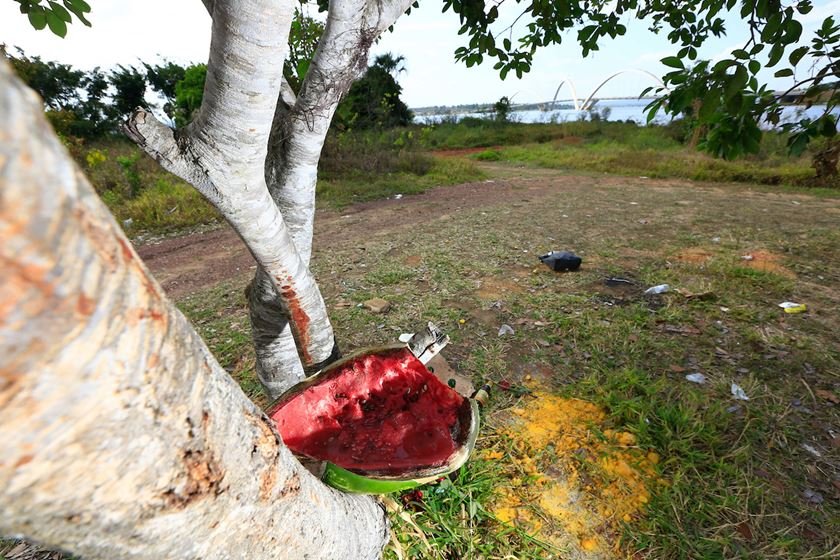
[
  {"left": 49, "top": 2, "right": 72, "bottom": 22},
  {"left": 645, "top": 100, "right": 662, "bottom": 124},
  {"left": 774, "top": 68, "right": 794, "bottom": 77},
  {"left": 46, "top": 11, "right": 67, "bottom": 37},
  {"left": 748, "top": 60, "right": 760, "bottom": 74},
  {"left": 724, "top": 65, "right": 748, "bottom": 100},
  {"left": 699, "top": 92, "right": 720, "bottom": 120},
  {"left": 789, "top": 46, "right": 808, "bottom": 66},
  {"left": 67, "top": 0, "right": 91, "bottom": 11},
  {"left": 732, "top": 49, "right": 749, "bottom": 59},
  {"left": 661, "top": 56, "right": 684, "bottom": 69},
  {"left": 767, "top": 43, "right": 784, "bottom": 67},
  {"left": 28, "top": 10, "right": 48, "bottom": 30},
  {"left": 787, "top": 132, "right": 809, "bottom": 156},
  {"left": 819, "top": 115, "right": 837, "bottom": 137}
]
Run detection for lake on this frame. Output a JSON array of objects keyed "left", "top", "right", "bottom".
[{"left": 417, "top": 97, "right": 837, "bottom": 129}]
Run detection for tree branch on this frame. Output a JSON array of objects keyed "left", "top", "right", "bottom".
[
  {"left": 267, "top": 0, "right": 415, "bottom": 261},
  {"left": 124, "top": 0, "right": 338, "bottom": 370}
]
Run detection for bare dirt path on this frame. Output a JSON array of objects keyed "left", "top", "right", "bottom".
[
  {"left": 136, "top": 167, "right": 571, "bottom": 297},
  {"left": 135, "top": 165, "right": 839, "bottom": 299}
]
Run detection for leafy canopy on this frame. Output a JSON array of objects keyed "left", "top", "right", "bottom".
[
  {"left": 335, "top": 53, "right": 414, "bottom": 130},
  {"left": 14, "top": 0, "right": 91, "bottom": 37}
]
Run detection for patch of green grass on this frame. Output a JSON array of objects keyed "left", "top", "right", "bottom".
[
  {"left": 317, "top": 156, "right": 484, "bottom": 208},
  {"left": 177, "top": 282, "right": 264, "bottom": 406},
  {"left": 480, "top": 140, "right": 822, "bottom": 189},
  {"left": 102, "top": 178, "right": 220, "bottom": 236},
  {"left": 474, "top": 149, "right": 502, "bottom": 161},
  {"left": 385, "top": 459, "right": 560, "bottom": 560}
]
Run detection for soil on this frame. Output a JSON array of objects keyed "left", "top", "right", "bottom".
[
  {"left": 136, "top": 172, "right": 589, "bottom": 297},
  {"left": 135, "top": 170, "right": 833, "bottom": 298}
]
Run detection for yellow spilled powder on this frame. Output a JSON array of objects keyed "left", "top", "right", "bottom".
[{"left": 485, "top": 390, "right": 663, "bottom": 558}]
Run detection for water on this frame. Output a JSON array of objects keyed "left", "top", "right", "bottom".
[{"left": 417, "top": 97, "right": 836, "bottom": 128}]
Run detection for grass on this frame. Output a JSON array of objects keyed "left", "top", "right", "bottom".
[
  {"left": 162, "top": 166, "right": 839, "bottom": 559},
  {"left": 472, "top": 140, "right": 820, "bottom": 189},
  {"left": 317, "top": 156, "right": 484, "bottom": 207}
]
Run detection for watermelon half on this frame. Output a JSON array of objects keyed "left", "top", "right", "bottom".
[{"left": 267, "top": 345, "right": 480, "bottom": 493}]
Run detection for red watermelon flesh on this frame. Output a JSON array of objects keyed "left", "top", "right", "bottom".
[{"left": 269, "top": 348, "right": 465, "bottom": 473}]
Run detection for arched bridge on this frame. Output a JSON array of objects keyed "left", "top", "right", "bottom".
[{"left": 550, "top": 69, "right": 668, "bottom": 111}]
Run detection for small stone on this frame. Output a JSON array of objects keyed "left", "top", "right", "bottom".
[
  {"left": 802, "top": 489, "right": 824, "bottom": 504},
  {"left": 363, "top": 298, "right": 391, "bottom": 313}
]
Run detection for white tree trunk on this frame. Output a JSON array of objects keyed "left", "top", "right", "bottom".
[
  {"left": 249, "top": 0, "right": 415, "bottom": 396},
  {"left": 0, "top": 58, "right": 388, "bottom": 560},
  {"left": 125, "top": 0, "right": 337, "bottom": 372}
]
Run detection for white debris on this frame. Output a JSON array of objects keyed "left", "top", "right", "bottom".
[
  {"left": 644, "top": 284, "right": 670, "bottom": 295},
  {"left": 685, "top": 373, "right": 707, "bottom": 384},
  {"left": 498, "top": 324, "right": 515, "bottom": 337},
  {"left": 801, "top": 443, "right": 822, "bottom": 458},
  {"left": 731, "top": 383, "right": 750, "bottom": 401}
]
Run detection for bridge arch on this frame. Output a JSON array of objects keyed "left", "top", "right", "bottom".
[
  {"left": 550, "top": 78, "right": 581, "bottom": 111},
  {"left": 579, "top": 69, "right": 668, "bottom": 110}
]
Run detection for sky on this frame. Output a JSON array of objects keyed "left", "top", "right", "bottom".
[{"left": 1, "top": 0, "right": 837, "bottom": 108}]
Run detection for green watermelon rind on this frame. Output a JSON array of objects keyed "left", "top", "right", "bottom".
[{"left": 322, "top": 399, "right": 481, "bottom": 494}]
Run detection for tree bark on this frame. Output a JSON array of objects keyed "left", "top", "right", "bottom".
[
  {"left": 125, "top": 0, "right": 337, "bottom": 372},
  {"left": 248, "top": 0, "right": 415, "bottom": 396},
  {"left": 0, "top": 58, "right": 388, "bottom": 560}
]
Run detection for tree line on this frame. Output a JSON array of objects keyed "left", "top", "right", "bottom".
[{"left": 2, "top": 10, "right": 413, "bottom": 141}]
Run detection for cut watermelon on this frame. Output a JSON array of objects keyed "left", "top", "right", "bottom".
[{"left": 267, "top": 346, "right": 479, "bottom": 493}]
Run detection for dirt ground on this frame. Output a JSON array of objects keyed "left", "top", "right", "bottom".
[
  {"left": 138, "top": 166, "right": 838, "bottom": 297},
  {"left": 137, "top": 169, "right": 585, "bottom": 296}
]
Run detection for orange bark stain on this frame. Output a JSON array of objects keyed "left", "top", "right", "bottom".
[
  {"left": 76, "top": 293, "right": 95, "bottom": 316},
  {"left": 118, "top": 237, "right": 134, "bottom": 262},
  {"left": 276, "top": 276, "right": 312, "bottom": 365},
  {"left": 125, "top": 307, "right": 167, "bottom": 327},
  {"left": 0, "top": 256, "right": 53, "bottom": 325},
  {"left": 75, "top": 208, "right": 119, "bottom": 271},
  {"left": 14, "top": 454, "right": 34, "bottom": 468}
]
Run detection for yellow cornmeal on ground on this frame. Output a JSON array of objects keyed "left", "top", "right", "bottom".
[{"left": 490, "top": 390, "right": 663, "bottom": 559}]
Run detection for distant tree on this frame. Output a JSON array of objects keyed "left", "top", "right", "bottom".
[
  {"left": 372, "top": 52, "right": 406, "bottom": 77},
  {"left": 3, "top": 46, "right": 83, "bottom": 110},
  {"left": 0, "top": 45, "right": 117, "bottom": 137},
  {"left": 493, "top": 95, "right": 511, "bottom": 122},
  {"left": 284, "top": 8, "right": 324, "bottom": 94},
  {"left": 173, "top": 63, "right": 207, "bottom": 127},
  {"left": 72, "top": 67, "right": 115, "bottom": 137},
  {"left": 144, "top": 60, "right": 186, "bottom": 119},
  {"left": 109, "top": 64, "right": 148, "bottom": 117},
  {"left": 335, "top": 52, "right": 413, "bottom": 129}
]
